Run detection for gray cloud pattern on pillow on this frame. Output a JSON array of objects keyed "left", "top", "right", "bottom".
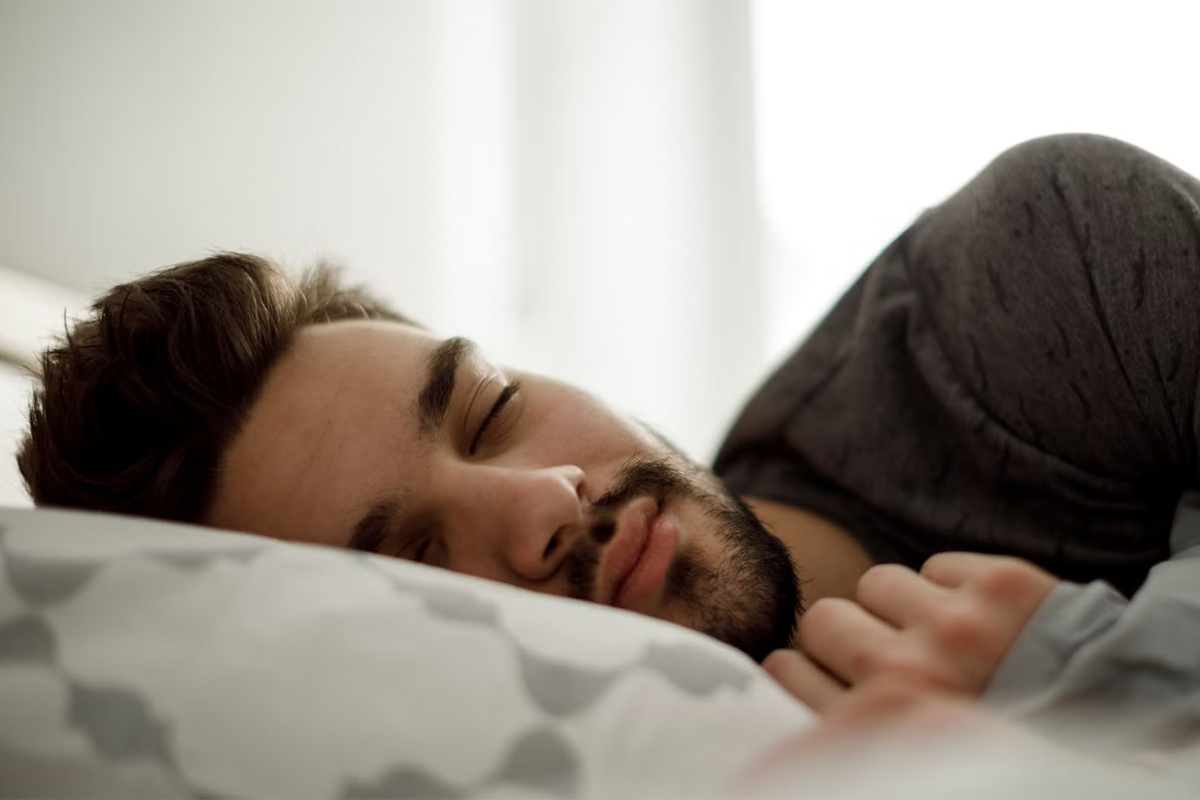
[
  {"left": 343, "top": 726, "right": 581, "bottom": 800},
  {"left": 68, "top": 683, "right": 174, "bottom": 764},
  {"left": 0, "top": 509, "right": 805, "bottom": 799},
  {"left": 0, "top": 614, "right": 55, "bottom": 664},
  {"left": 143, "top": 548, "right": 265, "bottom": 571},
  {"left": 3, "top": 549, "right": 101, "bottom": 606},
  {"left": 0, "top": 604, "right": 199, "bottom": 796},
  {"left": 0, "top": 739, "right": 190, "bottom": 800},
  {"left": 0, "top": 529, "right": 592, "bottom": 798},
  {"left": 368, "top": 560, "right": 754, "bottom": 715}
]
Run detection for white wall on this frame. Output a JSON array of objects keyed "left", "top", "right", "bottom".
[
  {"left": 0, "top": 0, "right": 764, "bottom": 463},
  {"left": 508, "top": 1, "right": 762, "bottom": 460},
  {"left": 10, "top": 1, "right": 1200, "bottom": 471},
  {"left": 0, "top": 264, "right": 85, "bottom": 507},
  {"left": 753, "top": 0, "right": 1200, "bottom": 363},
  {"left": 0, "top": 1, "right": 442, "bottom": 307},
  {"left": 0, "top": 364, "right": 33, "bottom": 507}
]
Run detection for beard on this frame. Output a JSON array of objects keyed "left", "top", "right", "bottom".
[{"left": 560, "top": 457, "right": 802, "bottom": 663}]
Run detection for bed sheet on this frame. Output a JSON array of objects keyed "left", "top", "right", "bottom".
[{"left": 0, "top": 363, "right": 32, "bottom": 507}]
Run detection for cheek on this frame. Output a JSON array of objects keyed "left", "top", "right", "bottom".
[
  {"left": 527, "top": 388, "right": 648, "bottom": 466},
  {"left": 540, "top": 415, "right": 628, "bottom": 464}
]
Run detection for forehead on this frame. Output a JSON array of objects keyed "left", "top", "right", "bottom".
[
  {"left": 294, "top": 318, "right": 436, "bottom": 375},
  {"left": 206, "top": 320, "right": 441, "bottom": 541}
]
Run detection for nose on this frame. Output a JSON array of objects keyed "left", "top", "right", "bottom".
[{"left": 453, "top": 464, "right": 587, "bottom": 582}]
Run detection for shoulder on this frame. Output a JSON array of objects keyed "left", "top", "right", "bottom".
[{"left": 904, "top": 134, "right": 1200, "bottom": 481}]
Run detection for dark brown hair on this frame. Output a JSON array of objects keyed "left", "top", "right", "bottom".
[{"left": 18, "top": 252, "right": 410, "bottom": 523}]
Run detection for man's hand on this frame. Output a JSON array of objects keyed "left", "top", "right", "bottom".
[{"left": 764, "top": 552, "right": 1059, "bottom": 712}]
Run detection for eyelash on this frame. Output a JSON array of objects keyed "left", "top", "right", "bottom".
[
  {"left": 409, "top": 380, "right": 520, "bottom": 564},
  {"left": 469, "top": 380, "right": 521, "bottom": 455},
  {"left": 413, "top": 538, "right": 432, "bottom": 563}
]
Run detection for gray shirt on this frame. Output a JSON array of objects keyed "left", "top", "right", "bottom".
[
  {"left": 714, "top": 133, "right": 1200, "bottom": 747},
  {"left": 985, "top": 493, "right": 1200, "bottom": 761},
  {"left": 716, "top": 133, "right": 1200, "bottom": 599}
]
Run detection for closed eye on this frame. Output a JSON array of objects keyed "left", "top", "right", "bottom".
[
  {"left": 469, "top": 381, "right": 520, "bottom": 455},
  {"left": 413, "top": 537, "right": 432, "bottom": 563}
]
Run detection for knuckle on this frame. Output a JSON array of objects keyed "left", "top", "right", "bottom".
[
  {"left": 919, "top": 553, "right": 948, "bottom": 575},
  {"left": 848, "top": 646, "right": 886, "bottom": 677},
  {"left": 976, "top": 558, "right": 1043, "bottom": 601},
  {"left": 879, "top": 648, "right": 932, "bottom": 678},
  {"left": 856, "top": 563, "right": 905, "bottom": 600},
  {"left": 856, "top": 677, "right": 927, "bottom": 713},
  {"left": 858, "top": 649, "right": 948, "bottom": 690},
  {"left": 761, "top": 649, "right": 795, "bottom": 675},
  {"left": 931, "top": 607, "right": 985, "bottom": 649},
  {"left": 798, "top": 597, "right": 844, "bottom": 643}
]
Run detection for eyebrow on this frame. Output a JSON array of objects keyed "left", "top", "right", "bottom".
[{"left": 417, "top": 336, "right": 474, "bottom": 437}]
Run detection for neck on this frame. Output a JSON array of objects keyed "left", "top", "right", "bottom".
[{"left": 743, "top": 495, "right": 875, "bottom": 629}]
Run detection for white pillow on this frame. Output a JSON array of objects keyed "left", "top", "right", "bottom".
[
  {"left": 0, "top": 263, "right": 85, "bottom": 510},
  {"left": 0, "top": 364, "right": 33, "bottom": 508},
  {"left": 0, "top": 507, "right": 813, "bottom": 799}
]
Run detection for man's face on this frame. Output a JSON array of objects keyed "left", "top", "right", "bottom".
[{"left": 208, "top": 321, "right": 800, "bottom": 661}]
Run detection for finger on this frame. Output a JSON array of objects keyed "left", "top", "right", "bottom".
[
  {"left": 822, "top": 675, "right": 994, "bottom": 740},
  {"left": 734, "top": 678, "right": 1028, "bottom": 794},
  {"left": 920, "top": 551, "right": 1002, "bottom": 588},
  {"left": 733, "top": 678, "right": 963, "bottom": 794},
  {"left": 762, "top": 649, "right": 846, "bottom": 713},
  {"left": 798, "top": 597, "right": 899, "bottom": 685},
  {"left": 821, "top": 673, "right": 942, "bottom": 729},
  {"left": 855, "top": 563, "right": 952, "bottom": 628}
]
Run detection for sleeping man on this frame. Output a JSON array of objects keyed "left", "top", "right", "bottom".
[{"left": 16, "top": 134, "right": 1200, "bottom": 752}]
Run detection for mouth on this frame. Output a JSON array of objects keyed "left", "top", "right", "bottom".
[{"left": 596, "top": 496, "right": 680, "bottom": 609}]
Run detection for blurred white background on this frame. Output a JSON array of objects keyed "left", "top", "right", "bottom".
[
  {"left": 755, "top": 0, "right": 1200, "bottom": 365},
  {"left": 2, "top": 0, "right": 1200, "bottom": 508}
]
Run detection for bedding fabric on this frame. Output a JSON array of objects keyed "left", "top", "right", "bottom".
[
  {"left": 716, "top": 134, "right": 1199, "bottom": 599},
  {"left": 984, "top": 492, "right": 1200, "bottom": 767},
  {"left": 0, "top": 507, "right": 812, "bottom": 799},
  {"left": 0, "top": 363, "right": 32, "bottom": 508}
]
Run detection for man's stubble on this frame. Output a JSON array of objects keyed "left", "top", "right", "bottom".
[{"left": 562, "top": 458, "right": 802, "bottom": 663}]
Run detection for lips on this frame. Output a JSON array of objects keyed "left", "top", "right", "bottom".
[{"left": 596, "top": 496, "right": 678, "bottom": 609}]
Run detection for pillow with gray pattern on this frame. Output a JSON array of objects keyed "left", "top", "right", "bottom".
[{"left": 0, "top": 507, "right": 812, "bottom": 799}]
